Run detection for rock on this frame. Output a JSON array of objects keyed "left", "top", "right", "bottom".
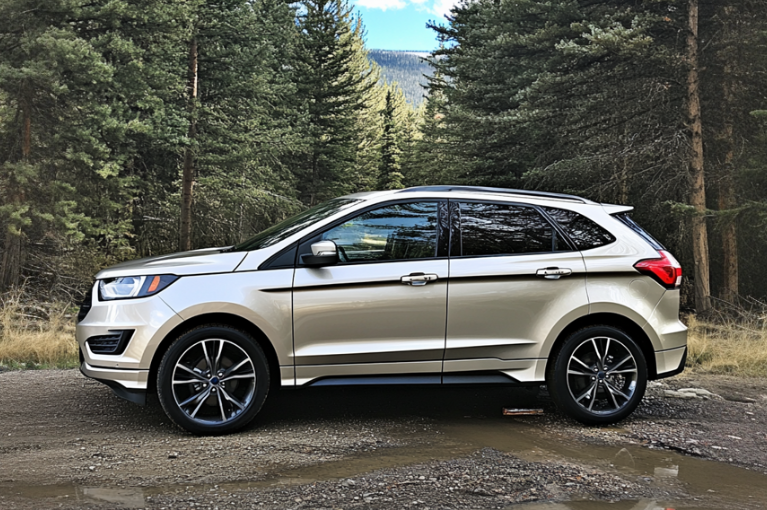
[
  {"left": 678, "top": 388, "right": 717, "bottom": 398},
  {"left": 664, "top": 390, "right": 697, "bottom": 400}
]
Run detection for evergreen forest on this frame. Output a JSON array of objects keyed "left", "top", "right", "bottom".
[{"left": 1, "top": 0, "right": 767, "bottom": 316}]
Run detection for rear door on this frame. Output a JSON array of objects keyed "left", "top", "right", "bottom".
[
  {"left": 444, "top": 200, "right": 589, "bottom": 381},
  {"left": 292, "top": 201, "right": 449, "bottom": 384}
]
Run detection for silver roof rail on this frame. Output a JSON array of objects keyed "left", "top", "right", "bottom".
[{"left": 397, "top": 185, "right": 594, "bottom": 204}]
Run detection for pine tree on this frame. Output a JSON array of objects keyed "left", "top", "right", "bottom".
[
  {"left": 293, "top": 0, "right": 378, "bottom": 205},
  {"left": 378, "top": 90, "right": 405, "bottom": 190},
  {"left": 406, "top": 65, "right": 451, "bottom": 186},
  {"left": 0, "top": 0, "right": 190, "bottom": 290},
  {"left": 422, "top": 0, "right": 708, "bottom": 306}
]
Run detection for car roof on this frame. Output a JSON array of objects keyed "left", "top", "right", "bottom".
[{"left": 365, "top": 185, "right": 598, "bottom": 205}]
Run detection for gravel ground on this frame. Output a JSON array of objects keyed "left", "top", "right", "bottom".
[{"left": 0, "top": 369, "right": 765, "bottom": 509}]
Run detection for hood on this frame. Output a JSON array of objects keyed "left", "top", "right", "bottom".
[{"left": 95, "top": 247, "right": 248, "bottom": 279}]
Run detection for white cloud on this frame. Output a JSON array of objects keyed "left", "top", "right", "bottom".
[
  {"left": 429, "top": 0, "right": 459, "bottom": 18},
  {"left": 356, "top": 0, "right": 459, "bottom": 17},
  {"left": 356, "top": 0, "right": 407, "bottom": 10}
]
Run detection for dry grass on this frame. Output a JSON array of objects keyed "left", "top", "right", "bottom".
[
  {"left": 0, "top": 291, "right": 78, "bottom": 369},
  {"left": 687, "top": 314, "right": 767, "bottom": 377}
]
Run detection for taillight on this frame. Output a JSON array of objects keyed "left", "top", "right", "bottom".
[{"left": 634, "top": 250, "right": 682, "bottom": 289}]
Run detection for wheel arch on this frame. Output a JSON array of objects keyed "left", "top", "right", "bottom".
[
  {"left": 147, "top": 312, "right": 282, "bottom": 394},
  {"left": 546, "top": 313, "right": 658, "bottom": 380}
]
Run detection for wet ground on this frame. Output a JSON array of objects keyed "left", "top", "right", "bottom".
[{"left": 0, "top": 370, "right": 765, "bottom": 509}]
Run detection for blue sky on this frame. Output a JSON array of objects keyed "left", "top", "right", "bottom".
[{"left": 352, "top": 0, "right": 455, "bottom": 51}]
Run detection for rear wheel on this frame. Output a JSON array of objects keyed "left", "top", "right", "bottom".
[
  {"left": 547, "top": 326, "right": 647, "bottom": 425},
  {"left": 157, "top": 325, "right": 270, "bottom": 434}
]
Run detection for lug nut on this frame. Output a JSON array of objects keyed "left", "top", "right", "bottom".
[{"left": 211, "top": 388, "right": 217, "bottom": 393}]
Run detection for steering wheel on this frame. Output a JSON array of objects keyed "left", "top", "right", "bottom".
[{"left": 336, "top": 245, "right": 349, "bottom": 263}]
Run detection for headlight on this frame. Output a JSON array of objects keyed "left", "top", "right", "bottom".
[{"left": 98, "top": 275, "right": 179, "bottom": 301}]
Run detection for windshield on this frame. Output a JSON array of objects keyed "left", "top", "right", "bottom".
[{"left": 231, "top": 198, "right": 361, "bottom": 251}]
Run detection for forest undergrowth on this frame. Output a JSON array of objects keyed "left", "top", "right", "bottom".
[
  {"left": 686, "top": 310, "right": 767, "bottom": 377},
  {"left": 0, "top": 290, "right": 78, "bottom": 369}
]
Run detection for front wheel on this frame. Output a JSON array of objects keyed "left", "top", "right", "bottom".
[
  {"left": 157, "top": 325, "right": 270, "bottom": 434},
  {"left": 547, "top": 326, "right": 647, "bottom": 425}
]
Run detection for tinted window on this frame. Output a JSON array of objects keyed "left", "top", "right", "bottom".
[
  {"left": 233, "top": 198, "right": 359, "bottom": 251},
  {"left": 543, "top": 207, "right": 616, "bottom": 250},
  {"left": 456, "top": 202, "right": 563, "bottom": 257},
  {"left": 613, "top": 212, "right": 664, "bottom": 250},
  {"left": 321, "top": 202, "right": 439, "bottom": 263}
]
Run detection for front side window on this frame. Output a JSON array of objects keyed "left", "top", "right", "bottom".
[
  {"left": 454, "top": 202, "right": 565, "bottom": 257},
  {"left": 321, "top": 202, "right": 439, "bottom": 263}
]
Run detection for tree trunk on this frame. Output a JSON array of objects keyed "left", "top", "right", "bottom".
[
  {"left": 719, "top": 5, "right": 738, "bottom": 304},
  {"left": 719, "top": 62, "right": 738, "bottom": 303},
  {"left": 687, "top": 0, "right": 711, "bottom": 312},
  {"left": 0, "top": 97, "right": 31, "bottom": 291},
  {"left": 0, "top": 229, "right": 22, "bottom": 291},
  {"left": 179, "top": 37, "right": 198, "bottom": 252}
]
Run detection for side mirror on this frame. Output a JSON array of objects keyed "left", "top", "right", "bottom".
[{"left": 301, "top": 240, "right": 339, "bottom": 267}]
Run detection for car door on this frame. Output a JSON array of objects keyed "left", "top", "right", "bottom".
[
  {"left": 443, "top": 200, "right": 589, "bottom": 382},
  {"left": 293, "top": 200, "right": 449, "bottom": 385}
]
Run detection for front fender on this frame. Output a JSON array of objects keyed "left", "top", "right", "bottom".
[{"left": 157, "top": 269, "right": 294, "bottom": 366}]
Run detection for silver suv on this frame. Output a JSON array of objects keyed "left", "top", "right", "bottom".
[{"left": 76, "top": 186, "right": 687, "bottom": 434}]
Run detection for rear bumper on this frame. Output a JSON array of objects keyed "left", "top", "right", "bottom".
[
  {"left": 80, "top": 362, "right": 148, "bottom": 405},
  {"left": 654, "top": 346, "right": 687, "bottom": 379}
]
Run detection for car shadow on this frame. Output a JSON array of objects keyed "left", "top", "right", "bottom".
[{"left": 254, "top": 384, "right": 550, "bottom": 425}]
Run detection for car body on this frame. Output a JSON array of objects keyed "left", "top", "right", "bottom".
[{"left": 76, "top": 186, "right": 687, "bottom": 433}]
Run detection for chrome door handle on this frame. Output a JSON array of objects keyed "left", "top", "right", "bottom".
[
  {"left": 536, "top": 267, "right": 572, "bottom": 280},
  {"left": 401, "top": 273, "right": 439, "bottom": 286}
]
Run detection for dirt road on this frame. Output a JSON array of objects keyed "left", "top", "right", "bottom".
[{"left": 0, "top": 369, "right": 765, "bottom": 509}]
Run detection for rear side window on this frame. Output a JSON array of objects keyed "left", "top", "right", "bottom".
[
  {"left": 543, "top": 207, "right": 616, "bottom": 251},
  {"left": 454, "top": 202, "right": 568, "bottom": 257},
  {"left": 613, "top": 213, "right": 665, "bottom": 250}
]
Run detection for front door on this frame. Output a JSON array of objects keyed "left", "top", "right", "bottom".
[{"left": 292, "top": 201, "right": 448, "bottom": 385}]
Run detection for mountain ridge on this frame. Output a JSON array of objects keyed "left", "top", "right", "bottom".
[{"left": 369, "top": 49, "right": 434, "bottom": 107}]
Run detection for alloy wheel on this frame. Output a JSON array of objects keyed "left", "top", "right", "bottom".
[
  {"left": 565, "top": 336, "right": 639, "bottom": 415},
  {"left": 171, "top": 339, "right": 257, "bottom": 425}
]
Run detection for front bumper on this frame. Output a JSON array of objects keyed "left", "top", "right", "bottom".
[
  {"left": 80, "top": 362, "right": 149, "bottom": 405},
  {"left": 76, "top": 285, "right": 182, "bottom": 370}
]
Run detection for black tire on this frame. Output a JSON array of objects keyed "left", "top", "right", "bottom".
[
  {"left": 547, "top": 325, "right": 647, "bottom": 425},
  {"left": 157, "top": 324, "right": 270, "bottom": 435}
]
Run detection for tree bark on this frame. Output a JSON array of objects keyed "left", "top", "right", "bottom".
[
  {"left": 179, "top": 37, "right": 198, "bottom": 252},
  {"left": 687, "top": 0, "right": 711, "bottom": 312},
  {"left": 0, "top": 96, "right": 31, "bottom": 291},
  {"left": 719, "top": 62, "right": 738, "bottom": 303},
  {"left": 718, "top": 5, "right": 738, "bottom": 303}
]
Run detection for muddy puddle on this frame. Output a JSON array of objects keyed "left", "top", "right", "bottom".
[
  {"left": 4, "top": 485, "right": 146, "bottom": 508},
  {"left": 506, "top": 501, "right": 708, "bottom": 510},
  {"left": 6, "top": 418, "right": 767, "bottom": 508}
]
